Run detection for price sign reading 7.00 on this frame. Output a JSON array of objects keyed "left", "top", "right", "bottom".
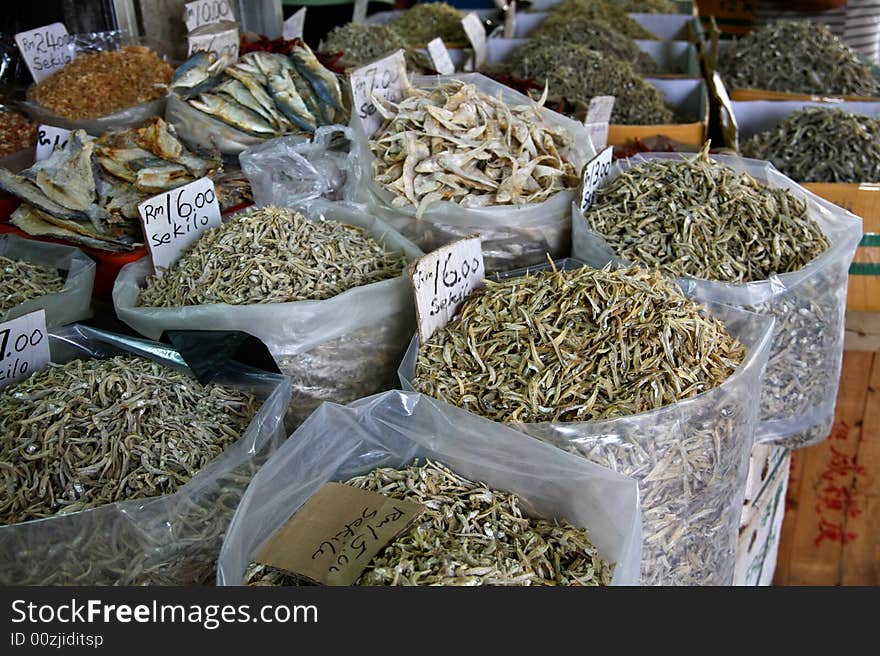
[
  {"left": 0, "top": 310, "right": 50, "bottom": 390},
  {"left": 350, "top": 49, "right": 408, "bottom": 137}
]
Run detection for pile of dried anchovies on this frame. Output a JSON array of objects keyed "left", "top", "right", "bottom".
[
  {"left": 413, "top": 264, "right": 745, "bottom": 423},
  {"left": 319, "top": 23, "right": 409, "bottom": 70},
  {"left": 612, "top": 0, "right": 677, "bottom": 12},
  {"left": 584, "top": 145, "right": 830, "bottom": 282},
  {"left": 244, "top": 460, "right": 613, "bottom": 586},
  {"left": 741, "top": 107, "right": 880, "bottom": 183},
  {"left": 509, "top": 44, "right": 673, "bottom": 125},
  {"left": 719, "top": 21, "right": 880, "bottom": 96},
  {"left": 0, "top": 356, "right": 258, "bottom": 526},
  {"left": 390, "top": 3, "right": 468, "bottom": 47},
  {"left": 370, "top": 80, "right": 579, "bottom": 215},
  {"left": 0, "top": 256, "right": 64, "bottom": 312},
  {"left": 139, "top": 206, "right": 407, "bottom": 307},
  {"left": 543, "top": 0, "right": 655, "bottom": 40}
]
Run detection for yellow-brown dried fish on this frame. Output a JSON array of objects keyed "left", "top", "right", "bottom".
[
  {"left": 0, "top": 256, "right": 64, "bottom": 312},
  {"left": 370, "top": 80, "right": 579, "bottom": 216},
  {"left": 244, "top": 460, "right": 612, "bottom": 586}
]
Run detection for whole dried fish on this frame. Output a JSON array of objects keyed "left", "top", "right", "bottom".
[
  {"left": 583, "top": 144, "right": 830, "bottom": 283},
  {"left": 0, "top": 355, "right": 258, "bottom": 526},
  {"left": 741, "top": 107, "right": 880, "bottom": 183},
  {"left": 244, "top": 460, "right": 613, "bottom": 586},
  {"left": 370, "top": 80, "right": 579, "bottom": 215},
  {"left": 0, "top": 256, "right": 64, "bottom": 312}
]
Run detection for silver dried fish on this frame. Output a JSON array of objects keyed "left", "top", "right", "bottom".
[{"left": 0, "top": 256, "right": 64, "bottom": 312}]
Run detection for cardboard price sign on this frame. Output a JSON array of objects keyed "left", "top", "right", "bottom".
[
  {"left": 283, "top": 7, "right": 307, "bottom": 40},
  {"left": 350, "top": 50, "right": 408, "bottom": 137},
  {"left": 461, "top": 12, "right": 487, "bottom": 69},
  {"left": 137, "top": 177, "right": 222, "bottom": 275},
  {"left": 411, "top": 236, "right": 485, "bottom": 343},
  {"left": 14, "top": 23, "right": 75, "bottom": 83},
  {"left": 583, "top": 95, "right": 615, "bottom": 151},
  {"left": 256, "top": 483, "right": 425, "bottom": 586},
  {"left": 0, "top": 310, "right": 50, "bottom": 390},
  {"left": 427, "top": 38, "right": 455, "bottom": 75},
  {"left": 184, "top": 0, "right": 235, "bottom": 31},
  {"left": 187, "top": 21, "right": 240, "bottom": 60},
  {"left": 34, "top": 125, "right": 71, "bottom": 162},
  {"left": 579, "top": 146, "right": 613, "bottom": 214}
]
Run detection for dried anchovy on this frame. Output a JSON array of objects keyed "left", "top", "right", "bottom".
[
  {"left": 390, "top": 3, "right": 468, "bottom": 47},
  {"left": 139, "top": 206, "right": 407, "bottom": 307},
  {"left": 319, "top": 23, "right": 409, "bottom": 70},
  {"left": 370, "top": 80, "right": 579, "bottom": 215},
  {"left": 719, "top": 21, "right": 880, "bottom": 97},
  {"left": 531, "top": 18, "right": 658, "bottom": 74},
  {"left": 0, "top": 109, "right": 37, "bottom": 158},
  {"left": 612, "top": 0, "right": 677, "bottom": 12},
  {"left": 31, "top": 46, "right": 174, "bottom": 120},
  {"left": 244, "top": 460, "right": 613, "bottom": 586},
  {"left": 414, "top": 264, "right": 745, "bottom": 423},
  {"left": 0, "top": 256, "right": 64, "bottom": 312},
  {"left": 0, "top": 356, "right": 258, "bottom": 526},
  {"left": 541, "top": 0, "right": 655, "bottom": 40},
  {"left": 584, "top": 145, "right": 830, "bottom": 282},
  {"left": 509, "top": 43, "right": 673, "bottom": 125},
  {"left": 741, "top": 107, "right": 880, "bottom": 183}
]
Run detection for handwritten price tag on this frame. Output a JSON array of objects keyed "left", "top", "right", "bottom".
[
  {"left": 184, "top": 0, "right": 234, "bottom": 31},
  {"left": 350, "top": 49, "right": 408, "bottom": 137},
  {"left": 137, "top": 177, "right": 222, "bottom": 275},
  {"left": 0, "top": 310, "right": 50, "bottom": 390},
  {"left": 427, "top": 38, "right": 455, "bottom": 75},
  {"left": 503, "top": 1, "right": 517, "bottom": 38},
  {"left": 411, "top": 235, "right": 485, "bottom": 343},
  {"left": 583, "top": 95, "right": 615, "bottom": 151},
  {"left": 34, "top": 125, "right": 71, "bottom": 161},
  {"left": 352, "top": 0, "right": 368, "bottom": 24},
  {"left": 461, "top": 12, "right": 487, "bottom": 69},
  {"left": 283, "top": 7, "right": 307, "bottom": 40},
  {"left": 256, "top": 483, "right": 425, "bottom": 586},
  {"left": 14, "top": 23, "right": 75, "bottom": 83},
  {"left": 579, "top": 146, "right": 613, "bottom": 214},
  {"left": 187, "top": 22, "right": 239, "bottom": 59}
]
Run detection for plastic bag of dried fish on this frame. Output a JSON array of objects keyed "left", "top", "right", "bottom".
[
  {"left": 217, "top": 390, "right": 642, "bottom": 586},
  {"left": 0, "top": 234, "right": 95, "bottom": 326},
  {"left": 572, "top": 153, "right": 863, "bottom": 448},
  {"left": 113, "top": 201, "right": 421, "bottom": 428},
  {"left": 353, "top": 73, "right": 594, "bottom": 272},
  {"left": 398, "top": 259, "right": 776, "bottom": 585},
  {"left": 0, "top": 324, "right": 291, "bottom": 585}
]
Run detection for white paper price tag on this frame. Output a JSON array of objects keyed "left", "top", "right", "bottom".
[
  {"left": 350, "top": 50, "right": 408, "bottom": 137},
  {"left": 426, "top": 38, "right": 455, "bottom": 75},
  {"left": 352, "top": 0, "right": 368, "bottom": 23},
  {"left": 503, "top": 1, "right": 517, "bottom": 39},
  {"left": 579, "top": 146, "right": 613, "bottom": 214},
  {"left": 283, "top": 7, "right": 307, "bottom": 40},
  {"left": 0, "top": 310, "right": 50, "bottom": 390},
  {"left": 461, "top": 13, "right": 487, "bottom": 69},
  {"left": 411, "top": 236, "right": 485, "bottom": 343},
  {"left": 187, "top": 22, "right": 240, "bottom": 60},
  {"left": 583, "top": 95, "right": 615, "bottom": 151},
  {"left": 137, "top": 177, "right": 222, "bottom": 275},
  {"left": 184, "top": 0, "right": 235, "bottom": 31},
  {"left": 14, "top": 23, "right": 75, "bottom": 83},
  {"left": 34, "top": 125, "right": 71, "bottom": 161}
]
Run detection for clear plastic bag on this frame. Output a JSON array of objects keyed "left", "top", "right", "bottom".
[
  {"left": 113, "top": 200, "right": 422, "bottom": 427},
  {"left": 571, "top": 153, "right": 863, "bottom": 448},
  {"left": 398, "top": 266, "right": 776, "bottom": 586},
  {"left": 0, "top": 324, "right": 292, "bottom": 585},
  {"left": 217, "top": 389, "right": 643, "bottom": 586},
  {"left": 351, "top": 73, "right": 596, "bottom": 273},
  {"left": 240, "top": 126, "right": 359, "bottom": 204},
  {"left": 0, "top": 233, "right": 95, "bottom": 326}
]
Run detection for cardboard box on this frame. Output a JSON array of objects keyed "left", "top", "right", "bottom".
[
  {"left": 607, "top": 77, "right": 708, "bottom": 146},
  {"left": 732, "top": 100, "right": 880, "bottom": 312},
  {"left": 694, "top": 0, "right": 753, "bottom": 37}
]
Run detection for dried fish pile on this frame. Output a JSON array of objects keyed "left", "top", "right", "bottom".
[
  {"left": 370, "top": 80, "right": 579, "bottom": 215},
  {"left": 0, "top": 256, "right": 64, "bottom": 312},
  {"left": 509, "top": 44, "right": 673, "bottom": 125},
  {"left": 584, "top": 146, "right": 830, "bottom": 282},
  {"left": 719, "top": 21, "right": 880, "bottom": 97},
  {"left": 0, "top": 355, "right": 258, "bottom": 526},
  {"left": 244, "top": 460, "right": 612, "bottom": 586},
  {"left": 413, "top": 264, "right": 744, "bottom": 422},
  {"left": 0, "top": 109, "right": 37, "bottom": 158},
  {"left": 741, "top": 107, "right": 880, "bottom": 183},
  {"left": 612, "top": 0, "right": 677, "bottom": 12},
  {"left": 543, "top": 0, "right": 655, "bottom": 40},
  {"left": 170, "top": 47, "right": 346, "bottom": 137},
  {"left": 0, "top": 119, "right": 221, "bottom": 252},
  {"left": 31, "top": 46, "right": 173, "bottom": 120},
  {"left": 390, "top": 3, "right": 468, "bottom": 47},
  {"left": 531, "top": 18, "right": 658, "bottom": 74},
  {"left": 319, "top": 23, "right": 409, "bottom": 70},
  {"left": 138, "top": 206, "right": 406, "bottom": 306}
]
